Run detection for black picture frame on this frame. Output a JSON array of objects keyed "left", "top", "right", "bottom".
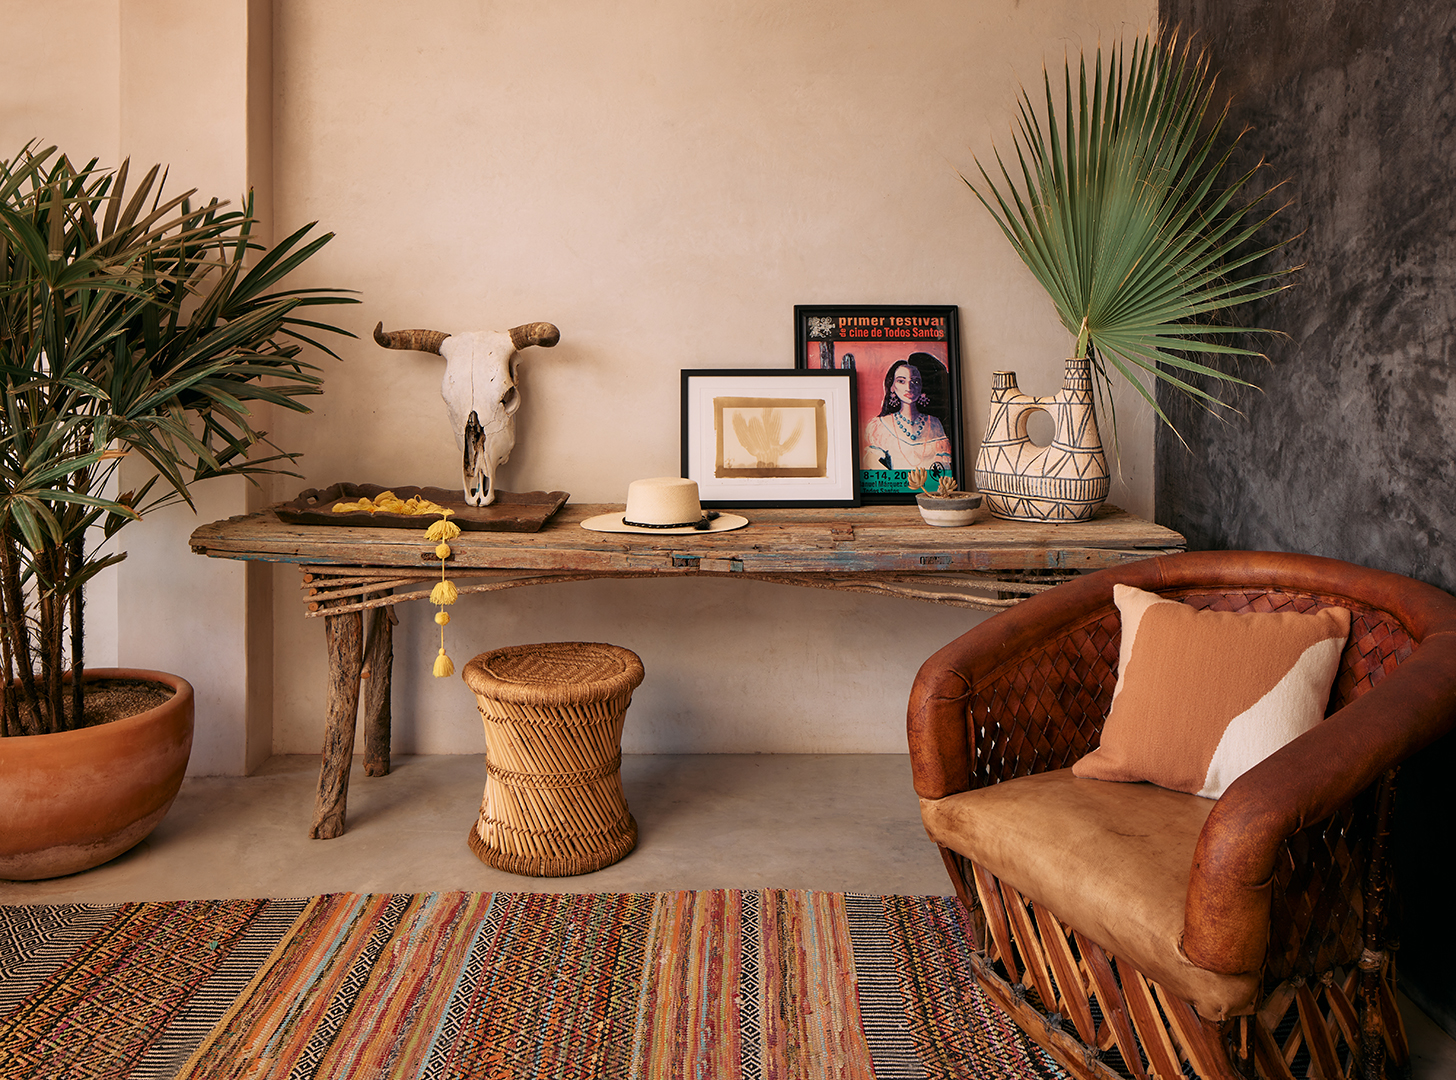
[
  {"left": 680, "top": 368, "right": 860, "bottom": 508},
  {"left": 794, "top": 305, "right": 963, "bottom": 504}
]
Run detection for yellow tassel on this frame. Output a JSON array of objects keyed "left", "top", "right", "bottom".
[
  {"left": 425, "top": 519, "right": 462, "bottom": 542},
  {"left": 425, "top": 510, "right": 461, "bottom": 676}
]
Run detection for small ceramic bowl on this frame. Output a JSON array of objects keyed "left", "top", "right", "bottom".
[{"left": 916, "top": 492, "right": 982, "bottom": 527}]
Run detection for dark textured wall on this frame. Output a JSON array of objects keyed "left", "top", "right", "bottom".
[{"left": 1157, "top": 0, "right": 1456, "bottom": 1034}]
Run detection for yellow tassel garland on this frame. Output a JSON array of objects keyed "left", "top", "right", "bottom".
[
  {"left": 333, "top": 491, "right": 453, "bottom": 517},
  {"left": 427, "top": 510, "right": 458, "bottom": 677},
  {"left": 425, "top": 518, "right": 462, "bottom": 542}
]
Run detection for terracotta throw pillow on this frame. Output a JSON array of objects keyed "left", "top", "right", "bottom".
[{"left": 1072, "top": 584, "right": 1352, "bottom": 799}]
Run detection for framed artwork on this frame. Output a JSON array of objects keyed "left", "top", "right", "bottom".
[
  {"left": 680, "top": 369, "right": 860, "bottom": 508},
  {"left": 794, "top": 305, "right": 963, "bottom": 504}
]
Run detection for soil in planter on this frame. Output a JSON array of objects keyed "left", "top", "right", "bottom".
[{"left": 10, "top": 678, "right": 176, "bottom": 733}]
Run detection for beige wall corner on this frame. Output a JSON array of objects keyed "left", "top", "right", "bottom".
[
  {"left": 112, "top": 0, "right": 273, "bottom": 775},
  {"left": 0, "top": 0, "right": 125, "bottom": 678},
  {"left": 6, "top": 1, "right": 1160, "bottom": 770},
  {"left": 267, "top": 0, "right": 1159, "bottom": 758},
  {"left": 1, "top": 0, "right": 280, "bottom": 774}
]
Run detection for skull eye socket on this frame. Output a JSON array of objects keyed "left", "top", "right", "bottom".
[{"left": 501, "top": 385, "right": 520, "bottom": 414}]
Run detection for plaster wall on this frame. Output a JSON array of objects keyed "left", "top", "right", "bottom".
[
  {"left": 0, "top": 1, "right": 124, "bottom": 675},
  {"left": 0, "top": 0, "right": 273, "bottom": 775},
  {"left": 0, "top": 1, "right": 120, "bottom": 158},
  {"left": 266, "top": 0, "right": 1159, "bottom": 757},
  {"left": 2, "top": 0, "right": 1160, "bottom": 764},
  {"left": 1157, "top": 0, "right": 1456, "bottom": 1035},
  {"left": 113, "top": 0, "right": 270, "bottom": 778}
]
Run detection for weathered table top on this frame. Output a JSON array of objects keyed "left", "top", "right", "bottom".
[
  {"left": 191, "top": 501, "right": 1186, "bottom": 615},
  {"left": 193, "top": 500, "right": 1184, "bottom": 838}
]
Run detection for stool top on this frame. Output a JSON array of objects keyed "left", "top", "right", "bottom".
[{"left": 462, "top": 641, "right": 645, "bottom": 706}]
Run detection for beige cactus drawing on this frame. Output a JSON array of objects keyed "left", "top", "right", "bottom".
[{"left": 732, "top": 408, "right": 804, "bottom": 468}]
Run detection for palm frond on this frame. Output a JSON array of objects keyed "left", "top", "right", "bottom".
[
  {"left": 964, "top": 32, "right": 1296, "bottom": 440},
  {"left": 0, "top": 139, "right": 359, "bottom": 731}
]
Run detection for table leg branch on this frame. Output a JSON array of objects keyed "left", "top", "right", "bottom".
[
  {"left": 362, "top": 604, "right": 396, "bottom": 777},
  {"left": 311, "top": 608, "right": 364, "bottom": 839}
]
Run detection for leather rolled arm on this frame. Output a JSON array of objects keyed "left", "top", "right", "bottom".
[
  {"left": 907, "top": 567, "right": 1131, "bottom": 799},
  {"left": 1183, "top": 629, "right": 1456, "bottom": 976}
]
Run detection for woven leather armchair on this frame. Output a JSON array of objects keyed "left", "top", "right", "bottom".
[{"left": 908, "top": 550, "right": 1456, "bottom": 1080}]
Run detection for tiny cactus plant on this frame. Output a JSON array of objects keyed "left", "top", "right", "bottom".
[{"left": 908, "top": 470, "right": 963, "bottom": 497}]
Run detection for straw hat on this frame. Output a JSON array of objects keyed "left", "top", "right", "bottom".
[{"left": 580, "top": 477, "right": 748, "bottom": 534}]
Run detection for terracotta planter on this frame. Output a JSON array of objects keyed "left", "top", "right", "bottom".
[{"left": 0, "top": 669, "right": 194, "bottom": 881}]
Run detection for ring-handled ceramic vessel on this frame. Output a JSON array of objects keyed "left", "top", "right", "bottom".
[
  {"left": 0, "top": 669, "right": 194, "bottom": 880},
  {"left": 974, "top": 355, "right": 1110, "bottom": 522}
]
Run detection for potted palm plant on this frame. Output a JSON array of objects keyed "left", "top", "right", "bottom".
[
  {"left": 0, "top": 143, "right": 355, "bottom": 878},
  {"left": 967, "top": 33, "right": 1297, "bottom": 521}
]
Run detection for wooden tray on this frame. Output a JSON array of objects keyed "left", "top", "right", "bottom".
[{"left": 277, "top": 483, "right": 569, "bottom": 532}]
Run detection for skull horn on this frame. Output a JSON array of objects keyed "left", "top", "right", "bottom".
[
  {"left": 508, "top": 322, "right": 560, "bottom": 350},
  {"left": 373, "top": 322, "right": 450, "bottom": 354}
]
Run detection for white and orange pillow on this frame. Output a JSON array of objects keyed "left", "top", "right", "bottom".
[{"left": 1073, "top": 584, "right": 1352, "bottom": 799}]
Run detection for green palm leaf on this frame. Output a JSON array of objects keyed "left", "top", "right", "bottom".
[
  {"left": 965, "top": 33, "right": 1297, "bottom": 444},
  {"left": 1, "top": 140, "right": 358, "bottom": 732}
]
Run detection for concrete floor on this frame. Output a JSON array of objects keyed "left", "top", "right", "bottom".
[
  {"left": 0, "top": 754, "right": 949, "bottom": 902},
  {"left": 3, "top": 753, "right": 1454, "bottom": 1077}
]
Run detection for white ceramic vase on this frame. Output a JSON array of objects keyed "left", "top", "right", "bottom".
[{"left": 973, "top": 354, "right": 1111, "bottom": 523}]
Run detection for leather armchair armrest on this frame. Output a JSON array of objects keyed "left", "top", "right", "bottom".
[
  {"left": 907, "top": 567, "right": 1142, "bottom": 799},
  {"left": 906, "top": 638, "right": 976, "bottom": 800},
  {"left": 1183, "top": 630, "right": 1456, "bottom": 976}
]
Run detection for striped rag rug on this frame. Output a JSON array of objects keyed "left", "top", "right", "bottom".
[{"left": 0, "top": 890, "right": 1066, "bottom": 1080}]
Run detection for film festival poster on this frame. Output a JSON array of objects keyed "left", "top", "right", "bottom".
[{"left": 794, "top": 306, "right": 964, "bottom": 504}]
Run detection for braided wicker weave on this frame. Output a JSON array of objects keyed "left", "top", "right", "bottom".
[{"left": 463, "top": 642, "right": 644, "bottom": 877}]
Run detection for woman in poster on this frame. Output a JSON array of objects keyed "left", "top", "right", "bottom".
[{"left": 860, "top": 354, "right": 953, "bottom": 471}]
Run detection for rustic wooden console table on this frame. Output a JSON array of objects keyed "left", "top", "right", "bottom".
[{"left": 190, "top": 502, "right": 1184, "bottom": 838}]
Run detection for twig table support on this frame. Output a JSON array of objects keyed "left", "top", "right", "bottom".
[{"left": 189, "top": 501, "right": 1184, "bottom": 838}]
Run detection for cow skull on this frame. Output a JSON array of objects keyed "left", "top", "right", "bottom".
[{"left": 373, "top": 320, "right": 559, "bottom": 506}]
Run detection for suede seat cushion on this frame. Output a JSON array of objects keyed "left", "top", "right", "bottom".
[{"left": 921, "top": 768, "right": 1260, "bottom": 1021}]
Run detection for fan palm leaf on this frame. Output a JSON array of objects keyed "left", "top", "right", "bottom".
[{"left": 965, "top": 33, "right": 1297, "bottom": 445}]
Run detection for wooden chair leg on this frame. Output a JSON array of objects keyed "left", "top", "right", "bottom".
[
  {"left": 361, "top": 603, "right": 396, "bottom": 777},
  {"left": 953, "top": 859, "right": 1280, "bottom": 1080},
  {"left": 1359, "top": 769, "right": 1399, "bottom": 1080},
  {"left": 1249, "top": 964, "right": 1410, "bottom": 1080},
  {"left": 1233, "top": 1017, "right": 1258, "bottom": 1079},
  {"left": 310, "top": 608, "right": 363, "bottom": 839}
]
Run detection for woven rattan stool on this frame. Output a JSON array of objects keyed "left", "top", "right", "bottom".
[{"left": 461, "top": 642, "right": 644, "bottom": 877}]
